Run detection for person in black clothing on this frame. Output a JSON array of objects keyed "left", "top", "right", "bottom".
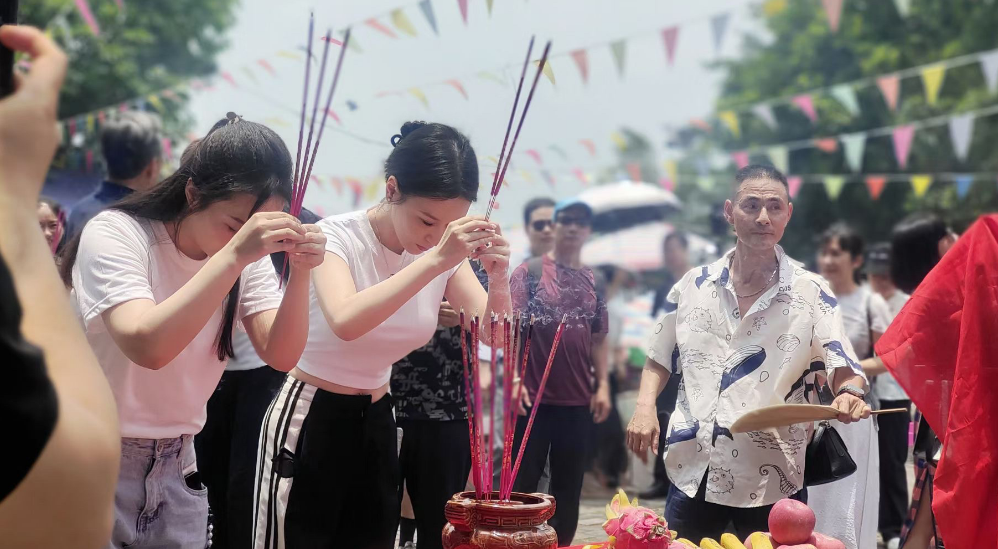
[
  {"left": 0, "top": 24, "right": 120, "bottom": 548},
  {"left": 65, "top": 110, "right": 163, "bottom": 239},
  {"left": 640, "top": 231, "right": 689, "bottom": 500}
]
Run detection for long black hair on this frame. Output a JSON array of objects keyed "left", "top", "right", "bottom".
[
  {"left": 385, "top": 121, "right": 478, "bottom": 202},
  {"left": 60, "top": 115, "right": 293, "bottom": 360},
  {"left": 890, "top": 213, "right": 951, "bottom": 294}
]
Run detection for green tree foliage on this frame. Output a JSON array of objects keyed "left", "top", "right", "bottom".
[
  {"left": 21, "top": 0, "right": 239, "bottom": 139},
  {"left": 678, "top": 0, "right": 998, "bottom": 260}
]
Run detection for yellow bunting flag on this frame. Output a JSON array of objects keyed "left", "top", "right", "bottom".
[
  {"left": 147, "top": 95, "right": 164, "bottom": 112},
  {"left": 86, "top": 114, "right": 95, "bottom": 133},
  {"left": 365, "top": 179, "right": 381, "bottom": 201},
  {"left": 276, "top": 50, "right": 303, "bottom": 61},
  {"left": 391, "top": 9, "right": 418, "bottom": 37},
  {"left": 264, "top": 117, "right": 291, "bottom": 128},
  {"left": 610, "top": 131, "right": 627, "bottom": 151},
  {"left": 763, "top": 0, "right": 788, "bottom": 16},
  {"left": 534, "top": 60, "right": 556, "bottom": 85},
  {"left": 409, "top": 88, "right": 429, "bottom": 108},
  {"left": 824, "top": 175, "right": 846, "bottom": 200},
  {"left": 921, "top": 64, "right": 946, "bottom": 105},
  {"left": 718, "top": 111, "right": 740, "bottom": 138},
  {"left": 486, "top": 0, "right": 494, "bottom": 15},
  {"left": 477, "top": 71, "right": 505, "bottom": 85},
  {"left": 664, "top": 159, "right": 678, "bottom": 182},
  {"left": 519, "top": 170, "right": 534, "bottom": 183},
  {"left": 911, "top": 174, "right": 933, "bottom": 197}
]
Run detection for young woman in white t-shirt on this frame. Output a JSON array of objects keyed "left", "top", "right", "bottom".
[
  {"left": 812, "top": 223, "right": 892, "bottom": 549},
  {"left": 253, "top": 121, "right": 512, "bottom": 549},
  {"left": 59, "top": 115, "right": 326, "bottom": 549}
]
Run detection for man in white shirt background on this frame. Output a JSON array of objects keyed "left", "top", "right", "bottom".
[
  {"left": 866, "top": 242, "right": 912, "bottom": 549},
  {"left": 625, "top": 165, "right": 871, "bottom": 541}
]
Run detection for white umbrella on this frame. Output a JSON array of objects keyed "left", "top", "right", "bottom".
[
  {"left": 578, "top": 180, "right": 682, "bottom": 232},
  {"left": 582, "top": 222, "right": 718, "bottom": 272}
]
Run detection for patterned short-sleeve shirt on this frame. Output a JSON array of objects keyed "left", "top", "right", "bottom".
[{"left": 647, "top": 246, "right": 867, "bottom": 508}]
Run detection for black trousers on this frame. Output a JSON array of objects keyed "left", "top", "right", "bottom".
[
  {"left": 652, "top": 411, "right": 672, "bottom": 486},
  {"left": 878, "top": 399, "right": 912, "bottom": 540},
  {"left": 195, "top": 366, "right": 286, "bottom": 549},
  {"left": 591, "top": 375, "right": 628, "bottom": 486},
  {"left": 511, "top": 404, "right": 591, "bottom": 546},
  {"left": 397, "top": 419, "right": 472, "bottom": 549},
  {"left": 665, "top": 471, "right": 807, "bottom": 542}
]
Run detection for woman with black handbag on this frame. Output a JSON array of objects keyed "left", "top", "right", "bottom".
[{"left": 809, "top": 224, "right": 893, "bottom": 549}]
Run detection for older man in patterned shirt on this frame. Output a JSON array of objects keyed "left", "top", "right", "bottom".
[{"left": 626, "top": 165, "right": 871, "bottom": 541}]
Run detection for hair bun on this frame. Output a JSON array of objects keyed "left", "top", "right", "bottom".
[{"left": 391, "top": 121, "right": 428, "bottom": 147}]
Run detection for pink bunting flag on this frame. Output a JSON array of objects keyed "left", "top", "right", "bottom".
[
  {"left": 257, "top": 59, "right": 276, "bottom": 76},
  {"left": 445, "top": 79, "right": 468, "bottom": 99},
  {"left": 893, "top": 125, "right": 916, "bottom": 170},
  {"left": 309, "top": 174, "right": 322, "bottom": 189},
  {"left": 161, "top": 137, "right": 173, "bottom": 160},
  {"left": 221, "top": 72, "right": 238, "bottom": 88},
  {"left": 346, "top": 177, "right": 363, "bottom": 207},
  {"left": 366, "top": 18, "right": 398, "bottom": 38},
  {"left": 571, "top": 49, "right": 589, "bottom": 84},
  {"left": 321, "top": 36, "right": 343, "bottom": 46},
  {"left": 813, "top": 138, "right": 839, "bottom": 153},
  {"left": 732, "top": 151, "right": 750, "bottom": 169},
  {"left": 68, "top": 119, "right": 77, "bottom": 136},
  {"left": 571, "top": 168, "right": 589, "bottom": 186},
  {"left": 659, "top": 178, "right": 675, "bottom": 192},
  {"left": 822, "top": 0, "right": 843, "bottom": 32},
  {"left": 877, "top": 74, "right": 901, "bottom": 111},
  {"left": 661, "top": 26, "right": 680, "bottom": 66},
  {"left": 458, "top": 0, "right": 470, "bottom": 25},
  {"left": 579, "top": 139, "right": 596, "bottom": 157},
  {"left": 788, "top": 176, "right": 803, "bottom": 199},
  {"left": 97, "top": 110, "right": 106, "bottom": 125},
  {"left": 329, "top": 177, "right": 343, "bottom": 195},
  {"left": 326, "top": 109, "right": 341, "bottom": 125},
  {"left": 525, "top": 149, "right": 543, "bottom": 165},
  {"left": 85, "top": 150, "right": 94, "bottom": 172},
  {"left": 75, "top": 0, "right": 101, "bottom": 36},
  {"left": 114, "top": 0, "right": 125, "bottom": 11},
  {"left": 792, "top": 94, "right": 817, "bottom": 122},
  {"left": 626, "top": 162, "right": 642, "bottom": 182}
]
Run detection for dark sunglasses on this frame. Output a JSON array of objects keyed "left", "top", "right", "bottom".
[
  {"left": 530, "top": 219, "right": 553, "bottom": 231},
  {"left": 556, "top": 216, "right": 592, "bottom": 227}
]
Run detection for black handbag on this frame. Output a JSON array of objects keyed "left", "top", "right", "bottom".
[{"left": 804, "top": 420, "right": 857, "bottom": 486}]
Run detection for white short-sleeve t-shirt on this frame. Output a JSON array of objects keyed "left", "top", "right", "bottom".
[
  {"left": 297, "top": 210, "right": 461, "bottom": 390},
  {"left": 71, "top": 210, "right": 283, "bottom": 439}
]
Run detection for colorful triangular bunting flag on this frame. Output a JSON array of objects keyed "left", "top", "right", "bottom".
[
  {"left": 580, "top": 139, "right": 596, "bottom": 157},
  {"left": 626, "top": 162, "right": 643, "bottom": 182},
  {"left": 659, "top": 178, "right": 675, "bottom": 192},
  {"left": 610, "top": 40, "right": 627, "bottom": 78},
  {"left": 824, "top": 175, "right": 846, "bottom": 200},
  {"left": 661, "top": 26, "right": 679, "bottom": 66},
  {"left": 664, "top": 159, "right": 678, "bottom": 182},
  {"left": 892, "top": 125, "right": 916, "bottom": 170},
  {"left": 525, "top": 149, "right": 543, "bottom": 165},
  {"left": 549, "top": 145, "right": 568, "bottom": 160},
  {"left": 409, "top": 88, "right": 429, "bottom": 108},
  {"left": 610, "top": 132, "right": 627, "bottom": 151},
  {"left": 893, "top": 0, "right": 912, "bottom": 17},
  {"left": 75, "top": 0, "right": 101, "bottom": 36},
  {"left": 457, "top": 0, "right": 469, "bottom": 25},
  {"left": 763, "top": 0, "right": 789, "bottom": 16},
  {"left": 419, "top": 0, "right": 439, "bottom": 35},
  {"left": 366, "top": 18, "right": 397, "bottom": 38},
  {"left": 980, "top": 50, "right": 998, "bottom": 94},
  {"left": 710, "top": 13, "right": 730, "bottom": 55},
  {"left": 391, "top": 9, "right": 418, "bottom": 37},
  {"left": 949, "top": 113, "right": 974, "bottom": 162},
  {"left": 911, "top": 174, "right": 933, "bottom": 197},
  {"left": 792, "top": 94, "right": 818, "bottom": 123},
  {"left": 486, "top": 0, "right": 494, "bottom": 15},
  {"left": 831, "top": 84, "right": 860, "bottom": 116},
  {"left": 534, "top": 59, "right": 555, "bottom": 85},
  {"left": 788, "top": 176, "right": 803, "bottom": 199},
  {"left": 732, "top": 151, "right": 750, "bottom": 169},
  {"left": 877, "top": 75, "right": 900, "bottom": 111},
  {"left": 866, "top": 176, "right": 887, "bottom": 200},
  {"left": 921, "top": 64, "right": 946, "bottom": 105},
  {"left": 719, "top": 111, "right": 740, "bottom": 138},
  {"left": 752, "top": 104, "right": 778, "bottom": 129},
  {"left": 767, "top": 145, "right": 789, "bottom": 174},
  {"left": 822, "top": 0, "right": 844, "bottom": 32},
  {"left": 842, "top": 133, "right": 866, "bottom": 172},
  {"left": 814, "top": 138, "right": 839, "bottom": 153},
  {"left": 571, "top": 49, "right": 589, "bottom": 85},
  {"left": 444, "top": 79, "right": 468, "bottom": 99},
  {"left": 954, "top": 174, "right": 974, "bottom": 199},
  {"left": 696, "top": 176, "right": 715, "bottom": 190}
]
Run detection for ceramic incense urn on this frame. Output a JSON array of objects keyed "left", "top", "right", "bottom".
[{"left": 442, "top": 491, "right": 558, "bottom": 549}]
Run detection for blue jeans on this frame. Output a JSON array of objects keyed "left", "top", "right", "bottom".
[{"left": 109, "top": 436, "right": 209, "bottom": 548}]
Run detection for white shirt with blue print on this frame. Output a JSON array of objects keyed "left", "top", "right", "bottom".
[{"left": 646, "top": 245, "right": 868, "bottom": 508}]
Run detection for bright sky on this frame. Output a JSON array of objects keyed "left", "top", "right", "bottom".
[{"left": 187, "top": 0, "right": 765, "bottom": 239}]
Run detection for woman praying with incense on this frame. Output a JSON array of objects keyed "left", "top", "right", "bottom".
[{"left": 252, "top": 121, "right": 512, "bottom": 549}]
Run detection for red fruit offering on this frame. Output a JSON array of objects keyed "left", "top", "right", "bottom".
[
  {"left": 809, "top": 532, "right": 846, "bottom": 549},
  {"left": 768, "top": 499, "right": 815, "bottom": 545}
]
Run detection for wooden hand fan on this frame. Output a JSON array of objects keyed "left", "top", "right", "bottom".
[{"left": 730, "top": 404, "right": 908, "bottom": 433}]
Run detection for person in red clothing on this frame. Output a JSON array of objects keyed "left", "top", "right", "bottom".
[{"left": 510, "top": 198, "right": 611, "bottom": 546}]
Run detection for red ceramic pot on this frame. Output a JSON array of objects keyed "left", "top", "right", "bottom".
[{"left": 442, "top": 491, "right": 558, "bottom": 549}]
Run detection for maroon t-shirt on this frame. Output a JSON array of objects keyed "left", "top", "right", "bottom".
[{"left": 510, "top": 255, "right": 608, "bottom": 406}]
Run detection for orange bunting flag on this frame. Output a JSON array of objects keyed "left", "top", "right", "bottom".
[
  {"left": 444, "top": 79, "right": 468, "bottom": 100},
  {"left": 366, "top": 18, "right": 397, "bottom": 38},
  {"left": 571, "top": 49, "right": 589, "bottom": 85},
  {"left": 877, "top": 74, "right": 901, "bottom": 111},
  {"left": 866, "top": 176, "right": 887, "bottom": 200},
  {"left": 814, "top": 138, "right": 839, "bottom": 153}
]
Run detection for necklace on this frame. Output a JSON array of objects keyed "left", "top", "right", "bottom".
[
  {"left": 732, "top": 253, "right": 782, "bottom": 299},
  {"left": 370, "top": 209, "right": 410, "bottom": 277}
]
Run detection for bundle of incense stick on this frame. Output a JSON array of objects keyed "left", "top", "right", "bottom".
[
  {"left": 483, "top": 37, "right": 553, "bottom": 222},
  {"left": 459, "top": 310, "right": 567, "bottom": 502},
  {"left": 279, "top": 13, "right": 351, "bottom": 285}
]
